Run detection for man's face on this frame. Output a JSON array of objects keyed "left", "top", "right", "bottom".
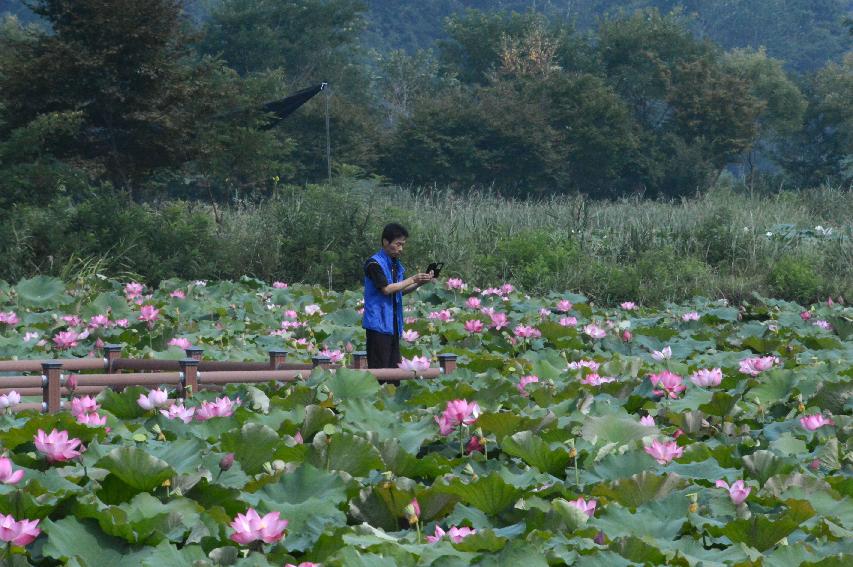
[{"left": 383, "top": 237, "right": 406, "bottom": 258}]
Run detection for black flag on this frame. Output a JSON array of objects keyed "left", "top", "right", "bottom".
[{"left": 260, "top": 83, "right": 327, "bottom": 130}]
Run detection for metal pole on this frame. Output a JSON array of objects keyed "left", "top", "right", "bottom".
[{"left": 324, "top": 83, "right": 332, "bottom": 184}]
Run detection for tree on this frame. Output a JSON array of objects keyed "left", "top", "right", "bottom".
[{"left": 0, "top": 1, "right": 232, "bottom": 195}]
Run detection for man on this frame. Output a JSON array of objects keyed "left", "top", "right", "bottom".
[{"left": 363, "top": 223, "right": 433, "bottom": 368}]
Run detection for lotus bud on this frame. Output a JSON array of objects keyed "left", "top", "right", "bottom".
[
  {"left": 404, "top": 498, "right": 420, "bottom": 524},
  {"left": 66, "top": 374, "right": 78, "bottom": 391},
  {"left": 219, "top": 453, "right": 235, "bottom": 472},
  {"left": 621, "top": 330, "right": 632, "bottom": 342},
  {"left": 593, "top": 531, "right": 606, "bottom": 545}
]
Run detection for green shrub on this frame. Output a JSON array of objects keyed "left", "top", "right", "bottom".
[
  {"left": 482, "top": 230, "right": 581, "bottom": 293},
  {"left": 767, "top": 255, "right": 825, "bottom": 304}
]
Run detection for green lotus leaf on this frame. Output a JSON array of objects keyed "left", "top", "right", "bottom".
[
  {"left": 707, "top": 499, "right": 815, "bottom": 552},
  {"left": 96, "top": 446, "right": 174, "bottom": 493},
  {"left": 140, "top": 540, "right": 208, "bottom": 567},
  {"left": 15, "top": 275, "right": 68, "bottom": 307},
  {"left": 501, "top": 430, "right": 569, "bottom": 475},
  {"left": 743, "top": 450, "right": 795, "bottom": 486},
  {"left": 435, "top": 473, "right": 523, "bottom": 516},
  {"left": 592, "top": 471, "right": 687, "bottom": 507},
  {"left": 551, "top": 498, "right": 590, "bottom": 531},
  {"left": 42, "top": 516, "right": 152, "bottom": 565},
  {"left": 307, "top": 431, "right": 385, "bottom": 476},
  {"left": 326, "top": 368, "right": 381, "bottom": 400},
  {"left": 220, "top": 422, "right": 284, "bottom": 475}
]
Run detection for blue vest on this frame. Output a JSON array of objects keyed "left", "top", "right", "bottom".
[{"left": 363, "top": 249, "right": 405, "bottom": 335}]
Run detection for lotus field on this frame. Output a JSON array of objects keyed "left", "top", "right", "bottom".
[{"left": 0, "top": 276, "right": 851, "bottom": 566}]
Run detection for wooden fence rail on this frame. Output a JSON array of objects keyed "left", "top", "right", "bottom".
[{"left": 0, "top": 344, "right": 457, "bottom": 414}]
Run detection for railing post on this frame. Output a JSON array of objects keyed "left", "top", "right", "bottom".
[
  {"left": 42, "top": 361, "right": 63, "bottom": 414},
  {"left": 179, "top": 358, "right": 199, "bottom": 399},
  {"left": 269, "top": 349, "right": 289, "bottom": 369},
  {"left": 103, "top": 344, "right": 122, "bottom": 372},
  {"left": 351, "top": 351, "right": 368, "bottom": 370},
  {"left": 438, "top": 353, "right": 457, "bottom": 375},
  {"left": 185, "top": 347, "right": 204, "bottom": 361},
  {"left": 312, "top": 355, "right": 332, "bottom": 370}
]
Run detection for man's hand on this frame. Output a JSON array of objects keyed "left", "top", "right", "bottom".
[{"left": 412, "top": 272, "right": 433, "bottom": 284}]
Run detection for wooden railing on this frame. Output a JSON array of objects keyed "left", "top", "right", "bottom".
[{"left": 0, "top": 344, "right": 458, "bottom": 413}]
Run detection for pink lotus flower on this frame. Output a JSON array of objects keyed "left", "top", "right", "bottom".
[
  {"left": 22, "top": 331, "right": 39, "bottom": 343},
  {"left": 0, "top": 456, "right": 24, "bottom": 485},
  {"left": 581, "top": 373, "right": 616, "bottom": 386},
  {"left": 70, "top": 396, "right": 99, "bottom": 417},
  {"left": 556, "top": 299, "right": 573, "bottom": 312},
  {"left": 0, "top": 311, "right": 20, "bottom": 325},
  {"left": 0, "top": 391, "right": 21, "bottom": 409},
  {"left": 715, "top": 479, "right": 751, "bottom": 505},
  {"left": 304, "top": 304, "right": 323, "bottom": 316},
  {"left": 114, "top": 319, "right": 129, "bottom": 328},
  {"left": 739, "top": 356, "right": 780, "bottom": 376},
  {"left": 583, "top": 324, "right": 606, "bottom": 339},
  {"left": 690, "top": 368, "right": 723, "bottom": 387},
  {"left": 61, "top": 315, "right": 82, "bottom": 327},
  {"left": 466, "top": 297, "right": 481, "bottom": 309},
  {"left": 124, "top": 282, "right": 144, "bottom": 299},
  {"left": 681, "top": 311, "right": 700, "bottom": 322},
  {"left": 195, "top": 397, "right": 240, "bottom": 421},
  {"left": 284, "top": 309, "right": 298, "bottom": 320},
  {"left": 480, "top": 306, "right": 495, "bottom": 316},
  {"left": 272, "top": 281, "right": 288, "bottom": 289},
  {"left": 651, "top": 345, "right": 672, "bottom": 360},
  {"left": 446, "top": 278, "right": 466, "bottom": 290},
  {"left": 34, "top": 429, "right": 83, "bottom": 462},
  {"left": 800, "top": 311, "right": 811, "bottom": 321},
  {"left": 87, "top": 314, "right": 110, "bottom": 329},
  {"left": 649, "top": 370, "right": 686, "bottom": 399},
  {"left": 435, "top": 414, "right": 454, "bottom": 436},
  {"left": 466, "top": 436, "right": 485, "bottom": 454},
  {"left": 320, "top": 348, "right": 344, "bottom": 363},
  {"left": 405, "top": 498, "right": 421, "bottom": 522},
  {"left": 513, "top": 325, "right": 541, "bottom": 339},
  {"left": 620, "top": 301, "right": 637, "bottom": 310},
  {"left": 517, "top": 375, "right": 539, "bottom": 396},
  {"left": 53, "top": 330, "right": 79, "bottom": 350},
  {"left": 169, "top": 289, "right": 186, "bottom": 299},
  {"left": 0, "top": 514, "right": 40, "bottom": 546},
  {"left": 160, "top": 403, "right": 195, "bottom": 423},
  {"left": 402, "top": 330, "right": 420, "bottom": 342},
  {"left": 500, "top": 283, "right": 514, "bottom": 295},
  {"left": 640, "top": 415, "right": 655, "bottom": 426},
  {"left": 293, "top": 431, "right": 304, "bottom": 444},
  {"left": 539, "top": 308, "right": 552, "bottom": 318},
  {"left": 800, "top": 414, "right": 835, "bottom": 431},
  {"left": 399, "top": 356, "right": 431, "bottom": 372},
  {"left": 442, "top": 399, "right": 480, "bottom": 428},
  {"left": 138, "top": 389, "right": 170, "bottom": 410},
  {"left": 229, "top": 508, "right": 288, "bottom": 545},
  {"left": 489, "top": 312, "right": 509, "bottom": 330},
  {"left": 138, "top": 305, "right": 159, "bottom": 327},
  {"left": 813, "top": 319, "right": 832, "bottom": 331},
  {"left": 168, "top": 337, "right": 192, "bottom": 350},
  {"left": 464, "top": 319, "right": 484, "bottom": 333},
  {"left": 567, "top": 497, "right": 597, "bottom": 517},
  {"left": 76, "top": 412, "right": 107, "bottom": 426},
  {"left": 567, "top": 359, "right": 600, "bottom": 372},
  {"left": 621, "top": 330, "right": 633, "bottom": 342},
  {"left": 559, "top": 316, "right": 578, "bottom": 327},
  {"left": 426, "top": 525, "right": 476, "bottom": 544},
  {"left": 428, "top": 310, "right": 453, "bottom": 322},
  {"left": 643, "top": 439, "right": 684, "bottom": 464}
]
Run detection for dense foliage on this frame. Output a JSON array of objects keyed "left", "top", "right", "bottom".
[
  {"left": 0, "top": 0, "right": 850, "bottom": 202},
  {"left": 0, "top": 277, "right": 850, "bottom": 564}
]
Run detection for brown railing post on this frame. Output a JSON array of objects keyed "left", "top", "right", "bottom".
[
  {"left": 42, "top": 361, "right": 63, "bottom": 414},
  {"left": 103, "top": 344, "right": 122, "bottom": 372},
  {"left": 351, "top": 351, "right": 368, "bottom": 370},
  {"left": 312, "top": 355, "right": 332, "bottom": 370},
  {"left": 438, "top": 354, "right": 457, "bottom": 375},
  {"left": 179, "top": 359, "right": 199, "bottom": 399},
  {"left": 269, "top": 349, "right": 289, "bottom": 369},
  {"left": 185, "top": 347, "right": 204, "bottom": 361}
]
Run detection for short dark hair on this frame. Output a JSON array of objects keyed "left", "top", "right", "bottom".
[{"left": 381, "top": 223, "right": 409, "bottom": 243}]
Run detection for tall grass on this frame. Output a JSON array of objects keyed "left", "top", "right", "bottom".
[{"left": 1, "top": 178, "right": 851, "bottom": 305}]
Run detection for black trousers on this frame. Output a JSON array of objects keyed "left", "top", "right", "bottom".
[{"left": 366, "top": 330, "right": 401, "bottom": 369}]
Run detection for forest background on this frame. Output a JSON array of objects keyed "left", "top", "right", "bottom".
[{"left": 0, "top": 0, "right": 851, "bottom": 305}]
